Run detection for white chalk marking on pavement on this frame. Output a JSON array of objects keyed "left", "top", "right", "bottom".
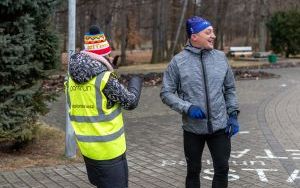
[
  {"left": 287, "top": 169, "right": 300, "bottom": 183},
  {"left": 161, "top": 160, "right": 176, "bottom": 166},
  {"left": 203, "top": 169, "right": 239, "bottom": 181},
  {"left": 249, "top": 161, "right": 266, "bottom": 166},
  {"left": 286, "top": 150, "right": 300, "bottom": 160},
  {"left": 256, "top": 149, "right": 288, "bottom": 159},
  {"left": 231, "top": 149, "right": 250, "bottom": 158},
  {"left": 161, "top": 160, "right": 186, "bottom": 166},
  {"left": 231, "top": 161, "right": 242, "bottom": 166},
  {"left": 242, "top": 168, "right": 278, "bottom": 182},
  {"left": 239, "top": 131, "right": 250, "bottom": 134},
  {"left": 286, "top": 149, "right": 300, "bottom": 152}
]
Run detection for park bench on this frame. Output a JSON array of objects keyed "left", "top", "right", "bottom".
[{"left": 229, "top": 46, "right": 253, "bottom": 57}]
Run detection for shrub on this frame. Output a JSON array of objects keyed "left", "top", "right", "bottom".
[{"left": 0, "top": 0, "right": 61, "bottom": 146}]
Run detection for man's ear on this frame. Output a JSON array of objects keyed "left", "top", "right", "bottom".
[{"left": 190, "top": 34, "right": 197, "bottom": 42}]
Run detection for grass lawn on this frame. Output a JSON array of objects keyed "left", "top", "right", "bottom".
[{"left": 0, "top": 123, "right": 83, "bottom": 171}]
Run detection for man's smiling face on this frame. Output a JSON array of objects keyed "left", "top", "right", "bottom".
[{"left": 190, "top": 26, "right": 216, "bottom": 49}]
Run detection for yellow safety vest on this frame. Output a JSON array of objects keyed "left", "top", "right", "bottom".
[{"left": 66, "top": 71, "right": 126, "bottom": 160}]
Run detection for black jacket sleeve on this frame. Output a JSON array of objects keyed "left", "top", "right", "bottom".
[{"left": 103, "top": 75, "right": 143, "bottom": 110}]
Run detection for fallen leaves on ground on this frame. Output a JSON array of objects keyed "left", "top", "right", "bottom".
[{"left": 0, "top": 124, "right": 82, "bottom": 171}]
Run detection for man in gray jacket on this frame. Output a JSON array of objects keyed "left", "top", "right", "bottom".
[{"left": 160, "top": 16, "right": 240, "bottom": 188}]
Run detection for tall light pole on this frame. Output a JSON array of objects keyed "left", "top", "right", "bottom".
[{"left": 65, "top": 0, "right": 76, "bottom": 158}]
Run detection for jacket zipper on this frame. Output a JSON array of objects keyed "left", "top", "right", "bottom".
[{"left": 200, "top": 51, "right": 213, "bottom": 134}]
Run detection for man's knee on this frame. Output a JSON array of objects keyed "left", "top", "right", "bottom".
[
  {"left": 187, "top": 162, "right": 202, "bottom": 175},
  {"left": 213, "top": 160, "right": 229, "bottom": 174}
]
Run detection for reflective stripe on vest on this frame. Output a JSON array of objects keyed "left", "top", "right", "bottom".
[
  {"left": 76, "top": 126, "right": 124, "bottom": 142},
  {"left": 66, "top": 71, "right": 126, "bottom": 160}
]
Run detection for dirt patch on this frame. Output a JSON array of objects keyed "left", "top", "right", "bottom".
[
  {"left": 42, "top": 69, "right": 279, "bottom": 90},
  {"left": 42, "top": 74, "right": 65, "bottom": 93},
  {"left": 41, "top": 64, "right": 282, "bottom": 92},
  {"left": 0, "top": 124, "right": 82, "bottom": 171},
  {"left": 119, "top": 73, "right": 163, "bottom": 87},
  {"left": 119, "top": 70, "right": 280, "bottom": 87},
  {"left": 234, "top": 61, "right": 300, "bottom": 70},
  {"left": 234, "top": 69, "right": 280, "bottom": 80}
]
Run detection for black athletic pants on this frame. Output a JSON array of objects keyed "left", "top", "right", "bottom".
[
  {"left": 184, "top": 129, "right": 231, "bottom": 188},
  {"left": 83, "top": 153, "right": 128, "bottom": 188}
]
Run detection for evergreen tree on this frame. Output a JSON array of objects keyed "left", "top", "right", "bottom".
[
  {"left": 0, "top": 0, "right": 60, "bottom": 145},
  {"left": 267, "top": 10, "right": 300, "bottom": 57}
]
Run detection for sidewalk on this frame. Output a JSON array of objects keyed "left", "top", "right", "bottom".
[{"left": 2, "top": 64, "right": 300, "bottom": 187}]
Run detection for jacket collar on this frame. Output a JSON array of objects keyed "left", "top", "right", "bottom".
[{"left": 184, "top": 40, "right": 211, "bottom": 55}]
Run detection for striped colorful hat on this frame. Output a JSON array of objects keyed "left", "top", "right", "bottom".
[{"left": 84, "top": 26, "right": 111, "bottom": 56}]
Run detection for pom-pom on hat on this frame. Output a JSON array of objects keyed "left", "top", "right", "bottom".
[
  {"left": 186, "top": 16, "right": 212, "bottom": 38},
  {"left": 84, "top": 25, "right": 111, "bottom": 56}
]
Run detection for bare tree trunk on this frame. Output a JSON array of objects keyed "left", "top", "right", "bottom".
[
  {"left": 77, "top": 8, "right": 85, "bottom": 49},
  {"left": 167, "top": 0, "right": 178, "bottom": 58},
  {"left": 163, "top": 0, "right": 169, "bottom": 58},
  {"left": 169, "top": 0, "right": 188, "bottom": 58},
  {"left": 194, "top": 0, "right": 202, "bottom": 17},
  {"left": 151, "top": 0, "right": 160, "bottom": 63},
  {"left": 104, "top": 0, "right": 117, "bottom": 49},
  {"left": 151, "top": 0, "right": 170, "bottom": 63},
  {"left": 136, "top": 1, "right": 142, "bottom": 49},
  {"left": 89, "top": 11, "right": 97, "bottom": 26},
  {"left": 120, "top": 1, "right": 128, "bottom": 65},
  {"left": 215, "top": 0, "right": 229, "bottom": 50},
  {"left": 259, "top": 0, "right": 268, "bottom": 52},
  {"left": 104, "top": 15, "right": 113, "bottom": 48},
  {"left": 157, "top": 0, "right": 163, "bottom": 61},
  {"left": 245, "top": 0, "right": 254, "bottom": 45},
  {"left": 159, "top": 0, "right": 167, "bottom": 60},
  {"left": 84, "top": 7, "right": 89, "bottom": 37}
]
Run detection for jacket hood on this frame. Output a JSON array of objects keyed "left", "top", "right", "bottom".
[{"left": 69, "top": 51, "right": 113, "bottom": 83}]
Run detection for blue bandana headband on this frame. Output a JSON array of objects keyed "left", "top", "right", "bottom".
[{"left": 186, "top": 16, "right": 212, "bottom": 37}]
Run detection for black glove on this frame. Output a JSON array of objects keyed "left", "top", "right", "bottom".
[
  {"left": 128, "top": 76, "right": 143, "bottom": 107},
  {"left": 112, "top": 55, "right": 120, "bottom": 69}
]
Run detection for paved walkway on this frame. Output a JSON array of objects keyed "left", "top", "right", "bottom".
[{"left": 2, "top": 66, "right": 300, "bottom": 187}]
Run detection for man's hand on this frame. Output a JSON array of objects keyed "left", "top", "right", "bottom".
[
  {"left": 187, "top": 105, "right": 206, "bottom": 119},
  {"left": 225, "top": 112, "right": 240, "bottom": 137}
]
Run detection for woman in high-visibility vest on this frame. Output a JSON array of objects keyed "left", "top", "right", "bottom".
[{"left": 66, "top": 25, "right": 142, "bottom": 188}]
